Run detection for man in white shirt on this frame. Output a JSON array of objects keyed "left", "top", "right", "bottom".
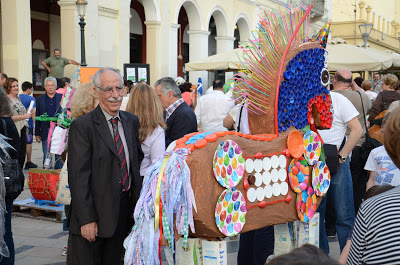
[
  {"left": 195, "top": 80, "right": 235, "bottom": 132},
  {"left": 317, "top": 87, "right": 363, "bottom": 255}
]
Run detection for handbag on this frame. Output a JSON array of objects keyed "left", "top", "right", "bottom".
[
  {"left": 1, "top": 120, "right": 24, "bottom": 196},
  {"left": 55, "top": 156, "right": 71, "bottom": 205},
  {"left": 357, "top": 92, "right": 382, "bottom": 165}
]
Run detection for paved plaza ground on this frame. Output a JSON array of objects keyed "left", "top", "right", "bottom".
[{"left": 10, "top": 142, "right": 340, "bottom": 265}]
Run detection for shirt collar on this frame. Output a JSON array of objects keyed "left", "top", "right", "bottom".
[
  {"left": 212, "top": 89, "right": 224, "bottom": 94},
  {"left": 165, "top": 98, "right": 184, "bottom": 121},
  {"left": 100, "top": 104, "right": 120, "bottom": 122}
]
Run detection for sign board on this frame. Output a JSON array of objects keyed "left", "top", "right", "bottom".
[
  {"left": 123, "top": 63, "right": 150, "bottom": 84},
  {"left": 80, "top": 67, "right": 101, "bottom": 84}
]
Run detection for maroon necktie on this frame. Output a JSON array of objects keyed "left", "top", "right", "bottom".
[{"left": 111, "top": 118, "right": 129, "bottom": 191}]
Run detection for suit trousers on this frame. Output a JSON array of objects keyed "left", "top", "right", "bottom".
[{"left": 72, "top": 191, "right": 130, "bottom": 265}]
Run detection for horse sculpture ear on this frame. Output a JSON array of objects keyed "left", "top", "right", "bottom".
[{"left": 312, "top": 21, "right": 332, "bottom": 47}]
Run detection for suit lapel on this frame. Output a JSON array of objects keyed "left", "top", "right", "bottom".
[
  {"left": 120, "top": 111, "right": 134, "bottom": 166},
  {"left": 93, "top": 106, "right": 119, "bottom": 158}
]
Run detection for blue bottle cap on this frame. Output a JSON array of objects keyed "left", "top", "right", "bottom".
[{"left": 284, "top": 71, "right": 292, "bottom": 80}]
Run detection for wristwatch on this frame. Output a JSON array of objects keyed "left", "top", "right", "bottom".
[{"left": 338, "top": 154, "right": 347, "bottom": 162}]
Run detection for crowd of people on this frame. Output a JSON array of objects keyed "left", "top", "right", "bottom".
[{"left": 0, "top": 63, "right": 400, "bottom": 265}]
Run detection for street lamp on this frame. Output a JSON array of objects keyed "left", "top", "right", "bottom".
[
  {"left": 359, "top": 23, "right": 373, "bottom": 49},
  {"left": 76, "top": 0, "right": 88, "bottom": 66}
]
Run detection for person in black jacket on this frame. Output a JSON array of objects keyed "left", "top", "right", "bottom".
[
  {"left": 0, "top": 87, "right": 23, "bottom": 265},
  {"left": 34, "top": 77, "right": 63, "bottom": 169},
  {"left": 68, "top": 68, "right": 143, "bottom": 264},
  {"left": 154, "top": 77, "right": 197, "bottom": 147}
]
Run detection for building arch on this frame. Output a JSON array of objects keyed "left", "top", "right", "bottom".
[
  {"left": 233, "top": 13, "right": 251, "bottom": 42},
  {"left": 130, "top": 9, "right": 143, "bottom": 35},
  {"left": 137, "top": 0, "right": 160, "bottom": 21},
  {"left": 207, "top": 6, "right": 229, "bottom": 37},
  {"left": 175, "top": 0, "right": 203, "bottom": 31}
]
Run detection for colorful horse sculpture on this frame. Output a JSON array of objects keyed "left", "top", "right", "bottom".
[
  {"left": 180, "top": 3, "right": 332, "bottom": 238},
  {"left": 125, "top": 4, "right": 333, "bottom": 264}
]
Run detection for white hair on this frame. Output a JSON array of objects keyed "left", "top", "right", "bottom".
[
  {"left": 93, "top": 67, "right": 123, "bottom": 90},
  {"left": 44, "top": 77, "right": 57, "bottom": 87}
]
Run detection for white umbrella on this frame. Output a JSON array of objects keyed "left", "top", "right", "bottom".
[
  {"left": 326, "top": 43, "right": 393, "bottom": 71},
  {"left": 185, "top": 41, "right": 397, "bottom": 72},
  {"left": 185, "top": 48, "right": 245, "bottom": 71}
]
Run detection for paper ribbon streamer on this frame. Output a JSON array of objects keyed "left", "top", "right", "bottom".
[{"left": 154, "top": 157, "right": 168, "bottom": 232}]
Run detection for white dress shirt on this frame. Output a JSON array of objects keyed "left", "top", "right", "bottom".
[{"left": 194, "top": 90, "right": 235, "bottom": 132}]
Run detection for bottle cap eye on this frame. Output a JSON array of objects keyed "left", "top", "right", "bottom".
[{"left": 320, "top": 68, "right": 330, "bottom": 86}]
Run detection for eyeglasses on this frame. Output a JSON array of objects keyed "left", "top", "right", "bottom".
[{"left": 96, "top": 86, "right": 124, "bottom": 95}]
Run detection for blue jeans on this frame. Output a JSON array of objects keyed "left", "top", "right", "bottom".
[
  {"left": 42, "top": 139, "right": 63, "bottom": 170},
  {"left": 317, "top": 160, "right": 355, "bottom": 254},
  {"left": 0, "top": 195, "right": 18, "bottom": 265}
]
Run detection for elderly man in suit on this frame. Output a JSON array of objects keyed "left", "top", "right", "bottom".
[
  {"left": 35, "top": 77, "right": 63, "bottom": 169},
  {"left": 68, "top": 67, "right": 143, "bottom": 264},
  {"left": 154, "top": 77, "right": 197, "bottom": 147}
]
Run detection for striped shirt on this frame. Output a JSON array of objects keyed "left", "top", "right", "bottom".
[
  {"left": 165, "top": 98, "right": 184, "bottom": 121},
  {"left": 347, "top": 186, "right": 400, "bottom": 264}
]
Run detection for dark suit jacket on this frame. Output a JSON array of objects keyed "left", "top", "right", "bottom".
[
  {"left": 34, "top": 93, "right": 63, "bottom": 141},
  {"left": 67, "top": 105, "right": 144, "bottom": 238},
  {"left": 165, "top": 102, "right": 197, "bottom": 147}
]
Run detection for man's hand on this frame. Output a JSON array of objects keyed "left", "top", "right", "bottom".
[
  {"left": 41, "top": 61, "right": 51, "bottom": 73},
  {"left": 81, "top": 222, "right": 98, "bottom": 242},
  {"left": 35, "top": 136, "right": 41, "bottom": 143},
  {"left": 24, "top": 113, "right": 32, "bottom": 119}
]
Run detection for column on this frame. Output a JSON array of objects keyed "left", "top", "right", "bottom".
[
  {"left": 1, "top": 0, "right": 32, "bottom": 85},
  {"left": 145, "top": 21, "right": 161, "bottom": 85},
  {"left": 215, "top": 36, "right": 235, "bottom": 83},
  {"left": 170, "top": 23, "right": 180, "bottom": 79},
  {"left": 188, "top": 30, "right": 210, "bottom": 89},
  {"left": 372, "top": 12, "right": 376, "bottom": 29},
  {"left": 215, "top": 36, "right": 235, "bottom": 55},
  {"left": 382, "top": 17, "right": 385, "bottom": 33},
  {"left": 391, "top": 21, "right": 397, "bottom": 37},
  {"left": 117, "top": 0, "right": 130, "bottom": 71},
  {"left": 387, "top": 20, "right": 390, "bottom": 35},
  {"left": 377, "top": 16, "right": 381, "bottom": 32},
  {"left": 58, "top": 0, "right": 80, "bottom": 78},
  {"left": 395, "top": 23, "right": 400, "bottom": 38},
  {"left": 366, "top": 6, "right": 372, "bottom": 23},
  {"left": 358, "top": 2, "right": 365, "bottom": 21}
]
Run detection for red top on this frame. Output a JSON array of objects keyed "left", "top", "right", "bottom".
[{"left": 182, "top": 92, "right": 194, "bottom": 107}]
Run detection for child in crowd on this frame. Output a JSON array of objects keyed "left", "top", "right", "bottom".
[{"left": 365, "top": 112, "right": 400, "bottom": 191}]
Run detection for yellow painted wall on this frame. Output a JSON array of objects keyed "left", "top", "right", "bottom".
[{"left": 332, "top": 0, "right": 397, "bottom": 22}]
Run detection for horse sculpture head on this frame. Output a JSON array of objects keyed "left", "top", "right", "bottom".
[{"left": 233, "top": 4, "right": 332, "bottom": 135}]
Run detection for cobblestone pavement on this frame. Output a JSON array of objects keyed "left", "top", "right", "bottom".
[{"left": 11, "top": 142, "right": 340, "bottom": 264}]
